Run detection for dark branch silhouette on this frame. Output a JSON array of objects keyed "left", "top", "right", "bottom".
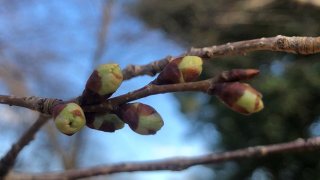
[{"left": 7, "top": 137, "right": 320, "bottom": 180}]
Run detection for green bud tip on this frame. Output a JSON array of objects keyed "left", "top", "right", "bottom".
[
  {"left": 119, "top": 103, "right": 164, "bottom": 135},
  {"left": 52, "top": 103, "right": 86, "bottom": 136},
  {"left": 213, "top": 82, "right": 264, "bottom": 115},
  {"left": 86, "top": 63, "right": 123, "bottom": 96},
  {"left": 178, "top": 56, "right": 203, "bottom": 82}
]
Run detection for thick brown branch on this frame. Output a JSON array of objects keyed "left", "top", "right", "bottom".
[
  {"left": 0, "top": 114, "right": 50, "bottom": 177},
  {"left": 122, "top": 35, "right": 320, "bottom": 80},
  {"left": 7, "top": 136, "right": 320, "bottom": 179}
]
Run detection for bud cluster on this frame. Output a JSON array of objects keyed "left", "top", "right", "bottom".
[{"left": 52, "top": 61, "right": 265, "bottom": 136}]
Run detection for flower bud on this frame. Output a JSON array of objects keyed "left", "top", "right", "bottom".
[
  {"left": 217, "top": 69, "right": 260, "bottom": 82},
  {"left": 117, "top": 103, "right": 164, "bottom": 135},
  {"left": 154, "top": 56, "right": 203, "bottom": 84},
  {"left": 86, "top": 113, "right": 124, "bottom": 132},
  {"left": 85, "top": 63, "right": 123, "bottom": 98},
  {"left": 211, "top": 82, "right": 264, "bottom": 115},
  {"left": 52, "top": 103, "right": 86, "bottom": 136}
]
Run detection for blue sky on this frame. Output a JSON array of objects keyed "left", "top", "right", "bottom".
[{"left": 0, "top": 1, "right": 218, "bottom": 179}]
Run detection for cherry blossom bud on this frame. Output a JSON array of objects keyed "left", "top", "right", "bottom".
[
  {"left": 84, "top": 64, "right": 123, "bottom": 103},
  {"left": 117, "top": 103, "right": 164, "bottom": 135},
  {"left": 211, "top": 82, "right": 264, "bottom": 115},
  {"left": 52, "top": 103, "right": 86, "bottom": 136},
  {"left": 86, "top": 113, "right": 124, "bottom": 132},
  {"left": 154, "top": 56, "right": 203, "bottom": 84}
]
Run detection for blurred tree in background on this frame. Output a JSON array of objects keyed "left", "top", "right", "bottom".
[{"left": 133, "top": 0, "right": 320, "bottom": 179}]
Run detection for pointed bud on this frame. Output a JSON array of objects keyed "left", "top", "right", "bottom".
[
  {"left": 117, "top": 103, "right": 164, "bottom": 135},
  {"left": 154, "top": 56, "right": 203, "bottom": 84},
  {"left": 84, "top": 64, "right": 123, "bottom": 100},
  {"left": 86, "top": 113, "right": 124, "bottom": 132},
  {"left": 52, "top": 103, "right": 86, "bottom": 136},
  {"left": 211, "top": 82, "right": 264, "bottom": 115},
  {"left": 217, "top": 69, "right": 260, "bottom": 82}
]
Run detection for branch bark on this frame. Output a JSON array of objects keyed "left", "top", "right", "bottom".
[
  {"left": 7, "top": 136, "right": 320, "bottom": 180},
  {"left": 0, "top": 96, "right": 61, "bottom": 114}
]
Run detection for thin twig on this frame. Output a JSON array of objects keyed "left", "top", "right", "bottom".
[
  {"left": 122, "top": 35, "right": 320, "bottom": 80},
  {"left": 84, "top": 79, "right": 212, "bottom": 112},
  {"left": 7, "top": 136, "right": 320, "bottom": 180},
  {"left": 0, "top": 114, "right": 50, "bottom": 177}
]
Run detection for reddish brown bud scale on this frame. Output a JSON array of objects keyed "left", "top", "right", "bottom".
[
  {"left": 211, "top": 82, "right": 264, "bottom": 115},
  {"left": 86, "top": 70, "right": 102, "bottom": 95},
  {"left": 52, "top": 103, "right": 66, "bottom": 118},
  {"left": 117, "top": 103, "right": 164, "bottom": 135},
  {"left": 181, "top": 68, "right": 201, "bottom": 82},
  {"left": 217, "top": 69, "right": 260, "bottom": 82},
  {"left": 86, "top": 113, "right": 124, "bottom": 132},
  {"left": 155, "top": 58, "right": 182, "bottom": 84}
]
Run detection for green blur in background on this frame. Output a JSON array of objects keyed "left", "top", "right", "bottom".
[{"left": 133, "top": 0, "right": 320, "bottom": 179}]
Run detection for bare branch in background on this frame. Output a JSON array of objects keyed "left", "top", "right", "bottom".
[
  {"left": 0, "top": 114, "right": 50, "bottom": 177},
  {"left": 7, "top": 137, "right": 320, "bottom": 179},
  {"left": 92, "top": 0, "right": 114, "bottom": 66},
  {"left": 0, "top": 61, "right": 28, "bottom": 96}
]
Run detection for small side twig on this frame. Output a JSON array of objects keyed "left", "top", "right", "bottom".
[
  {"left": 0, "top": 114, "right": 50, "bottom": 177},
  {"left": 84, "top": 79, "right": 213, "bottom": 112},
  {"left": 7, "top": 136, "right": 320, "bottom": 180}
]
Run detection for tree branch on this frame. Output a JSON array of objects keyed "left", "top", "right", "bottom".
[
  {"left": 7, "top": 136, "right": 320, "bottom": 179},
  {"left": 122, "top": 35, "right": 320, "bottom": 80},
  {"left": 0, "top": 96, "right": 61, "bottom": 115},
  {"left": 1, "top": 36, "right": 320, "bottom": 113},
  {"left": 0, "top": 114, "right": 50, "bottom": 177},
  {"left": 0, "top": 79, "right": 214, "bottom": 113}
]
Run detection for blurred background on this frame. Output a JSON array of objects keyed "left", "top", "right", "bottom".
[{"left": 1, "top": 0, "right": 320, "bottom": 179}]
